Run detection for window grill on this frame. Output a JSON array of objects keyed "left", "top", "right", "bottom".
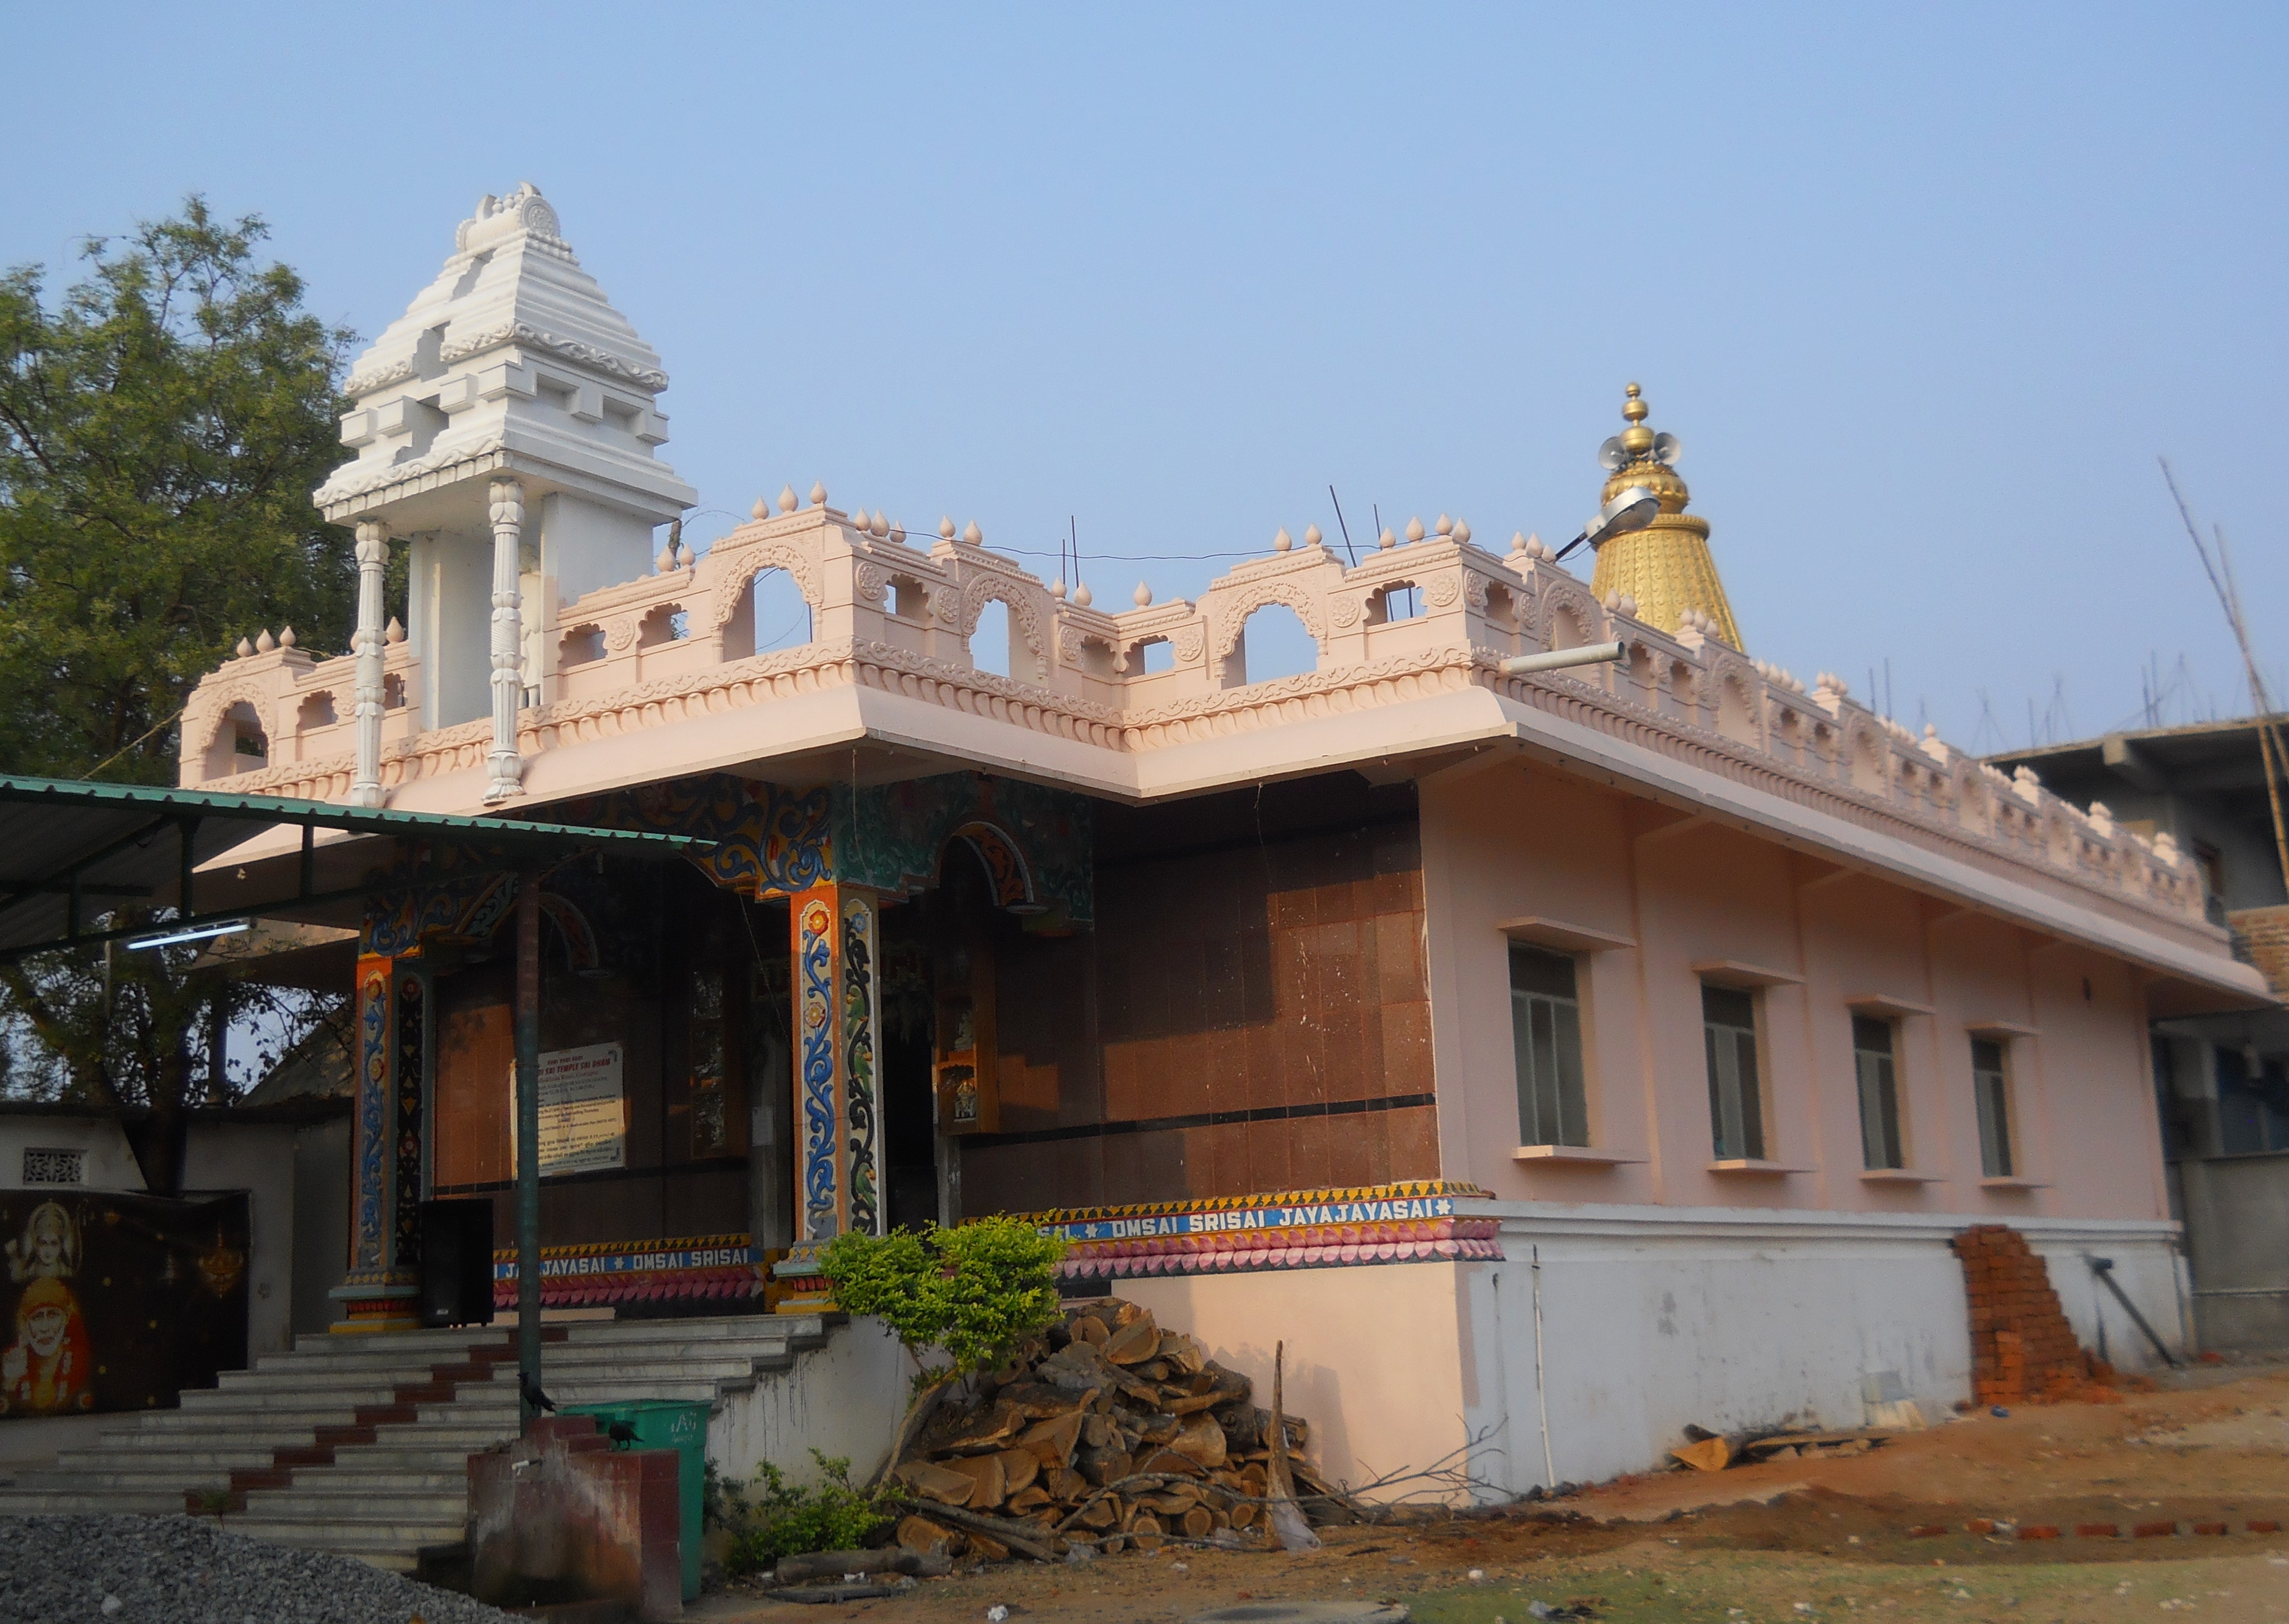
[{"left": 21, "top": 1147, "right": 85, "bottom": 1186}]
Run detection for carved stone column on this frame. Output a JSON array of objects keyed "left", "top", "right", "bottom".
[
  {"left": 349, "top": 518, "right": 390, "bottom": 808},
  {"left": 486, "top": 478, "right": 527, "bottom": 802}
]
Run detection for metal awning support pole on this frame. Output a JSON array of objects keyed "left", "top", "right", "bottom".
[{"left": 515, "top": 868, "right": 543, "bottom": 1429}]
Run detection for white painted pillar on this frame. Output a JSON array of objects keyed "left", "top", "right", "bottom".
[
  {"left": 486, "top": 477, "right": 527, "bottom": 802},
  {"left": 349, "top": 517, "right": 390, "bottom": 808}
]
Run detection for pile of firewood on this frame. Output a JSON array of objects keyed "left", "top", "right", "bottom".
[{"left": 889, "top": 1297, "right": 1331, "bottom": 1559}]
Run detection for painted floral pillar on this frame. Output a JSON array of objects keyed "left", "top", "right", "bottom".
[
  {"left": 789, "top": 884, "right": 886, "bottom": 1242},
  {"left": 331, "top": 952, "right": 428, "bottom": 1331},
  {"left": 778, "top": 885, "right": 882, "bottom": 1308}
]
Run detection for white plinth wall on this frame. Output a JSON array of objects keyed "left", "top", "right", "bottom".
[{"left": 1123, "top": 1203, "right": 2185, "bottom": 1499}]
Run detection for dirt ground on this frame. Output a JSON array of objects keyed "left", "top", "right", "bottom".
[{"left": 691, "top": 1364, "right": 2289, "bottom": 1624}]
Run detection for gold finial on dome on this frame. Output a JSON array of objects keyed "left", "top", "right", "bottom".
[
  {"left": 1618, "top": 383, "right": 1655, "bottom": 457},
  {"left": 1588, "top": 382, "right": 1746, "bottom": 649}
]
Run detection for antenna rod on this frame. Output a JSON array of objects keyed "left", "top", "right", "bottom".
[
  {"left": 2160, "top": 458, "right": 2289, "bottom": 897},
  {"left": 1327, "top": 486, "right": 1359, "bottom": 567}
]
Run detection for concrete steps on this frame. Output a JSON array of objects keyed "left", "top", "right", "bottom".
[{"left": 0, "top": 1313, "right": 830, "bottom": 1573}]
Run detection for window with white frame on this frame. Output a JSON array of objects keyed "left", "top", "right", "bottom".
[
  {"left": 1972, "top": 1037, "right": 2015, "bottom": 1176},
  {"left": 1509, "top": 944, "right": 1588, "bottom": 1146},
  {"left": 1853, "top": 1016, "right": 1905, "bottom": 1169},
  {"left": 1702, "top": 983, "right": 1766, "bottom": 1160},
  {"left": 21, "top": 1147, "right": 86, "bottom": 1185}
]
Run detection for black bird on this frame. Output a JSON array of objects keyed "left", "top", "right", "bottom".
[
  {"left": 520, "top": 1372, "right": 557, "bottom": 1413},
  {"left": 606, "top": 1420, "right": 640, "bottom": 1448}
]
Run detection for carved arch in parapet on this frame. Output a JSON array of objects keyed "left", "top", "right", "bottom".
[
  {"left": 190, "top": 684, "right": 273, "bottom": 782},
  {"left": 1842, "top": 714, "right": 1891, "bottom": 796},
  {"left": 1535, "top": 579, "right": 1601, "bottom": 653},
  {"left": 1951, "top": 763, "right": 1999, "bottom": 837},
  {"left": 702, "top": 536, "right": 823, "bottom": 636},
  {"left": 708, "top": 538, "right": 824, "bottom": 660},
  {"left": 960, "top": 576, "right": 1049, "bottom": 682},
  {"left": 1706, "top": 654, "right": 1763, "bottom": 747},
  {"left": 1210, "top": 578, "right": 1326, "bottom": 664}
]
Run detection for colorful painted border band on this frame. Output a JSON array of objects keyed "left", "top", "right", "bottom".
[
  {"left": 488, "top": 1232, "right": 767, "bottom": 1308},
  {"left": 1019, "top": 1180, "right": 1487, "bottom": 1227}
]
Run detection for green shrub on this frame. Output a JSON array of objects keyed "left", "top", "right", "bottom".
[
  {"left": 820, "top": 1215, "right": 1067, "bottom": 1390},
  {"left": 721, "top": 1451, "right": 896, "bottom": 1573}
]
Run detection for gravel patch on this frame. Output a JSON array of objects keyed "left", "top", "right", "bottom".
[{"left": 0, "top": 1516, "right": 513, "bottom": 1624}]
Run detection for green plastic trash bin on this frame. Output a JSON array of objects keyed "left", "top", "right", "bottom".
[{"left": 564, "top": 1398, "right": 712, "bottom": 1601}]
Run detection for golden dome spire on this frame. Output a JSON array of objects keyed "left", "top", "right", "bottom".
[{"left": 1589, "top": 383, "right": 1743, "bottom": 648}]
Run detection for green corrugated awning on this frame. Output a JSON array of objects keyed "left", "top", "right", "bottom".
[{"left": 0, "top": 774, "right": 712, "bottom": 956}]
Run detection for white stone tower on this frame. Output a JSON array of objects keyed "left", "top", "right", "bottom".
[{"left": 314, "top": 184, "right": 696, "bottom": 802}]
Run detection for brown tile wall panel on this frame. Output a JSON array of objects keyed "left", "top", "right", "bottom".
[
  {"left": 1386, "top": 1105, "right": 1441, "bottom": 1180},
  {"left": 960, "top": 775, "right": 1438, "bottom": 1215},
  {"left": 434, "top": 989, "right": 514, "bottom": 1190}
]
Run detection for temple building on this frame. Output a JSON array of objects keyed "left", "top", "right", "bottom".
[{"left": 172, "top": 187, "right": 2267, "bottom": 1498}]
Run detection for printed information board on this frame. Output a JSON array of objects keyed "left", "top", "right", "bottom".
[{"left": 509, "top": 1043, "right": 626, "bottom": 1177}]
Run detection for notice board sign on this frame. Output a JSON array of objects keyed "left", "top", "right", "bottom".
[
  {"left": 0, "top": 1190, "right": 248, "bottom": 1419},
  {"left": 509, "top": 1043, "right": 626, "bottom": 1178}
]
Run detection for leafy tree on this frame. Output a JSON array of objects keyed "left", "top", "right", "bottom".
[
  {"left": 820, "top": 1216, "right": 1067, "bottom": 1484},
  {"left": 0, "top": 200, "right": 358, "bottom": 1178},
  {"left": 0, "top": 195, "right": 359, "bottom": 782}
]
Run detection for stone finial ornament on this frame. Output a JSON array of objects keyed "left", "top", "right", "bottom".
[
  {"left": 962, "top": 521, "right": 983, "bottom": 546},
  {"left": 938, "top": 517, "right": 956, "bottom": 540},
  {"left": 255, "top": 630, "right": 276, "bottom": 653},
  {"left": 1134, "top": 582, "right": 1153, "bottom": 607},
  {"left": 656, "top": 543, "right": 676, "bottom": 573},
  {"left": 279, "top": 626, "right": 297, "bottom": 649},
  {"left": 235, "top": 636, "right": 254, "bottom": 658},
  {"left": 1051, "top": 577, "right": 1067, "bottom": 600},
  {"left": 1378, "top": 528, "right": 1397, "bottom": 550},
  {"left": 752, "top": 497, "right": 769, "bottom": 521},
  {"left": 1303, "top": 523, "right": 1323, "bottom": 548},
  {"left": 675, "top": 540, "right": 695, "bottom": 568},
  {"left": 1405, "top": 517, "right": 1426, "bottom": 543},
  {"left": 870, "top": 511, "right": 890, "bottom": 538},
  {"left": 809, "top": 482, "right": 828, "bottom": 508},
  {"left": 1435, "top": 514, "right": 1454, "bottom": 536},
  {"left": 1074, "top": 582, "right": 1093, "bottom": 607},
  {"left": 1453, "top": 520, "right": 1471, "bottom": 545},
  {"left": 1273, "top": 528, "right": 1293, "bottom": 552},
  {"left": 779, "top": 485, "right": 799, "bottom": 514},
  {"left": 385, "top": 617, "right": 405, "bottom": 644}
]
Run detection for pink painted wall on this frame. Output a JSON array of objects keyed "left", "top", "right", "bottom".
[{"left": 1420, "top": 757, "right": 2171, "bottom": 1222}]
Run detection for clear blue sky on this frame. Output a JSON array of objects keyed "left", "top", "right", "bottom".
[{"left": 7, "top": 3, "right": 2283, "bottom": 750}]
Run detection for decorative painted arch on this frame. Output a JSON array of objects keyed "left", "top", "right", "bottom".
[
  {"left": 943, "top": 819, "right": 1041, "bottom": 913},
  {"left": 1212, "top": 580, "right": 1326, "bottom": 664},
  {"left": 537, "top": 892, "right": 603, "bottom": 972}
]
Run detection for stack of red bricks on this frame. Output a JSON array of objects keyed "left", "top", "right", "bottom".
[{"left": 1951, "top": 1224, "right": 2117, "bottom": 1406}]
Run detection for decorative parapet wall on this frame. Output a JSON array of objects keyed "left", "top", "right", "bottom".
[{"left": 178, "top": 499, "right": 2204, "bottom": 930}]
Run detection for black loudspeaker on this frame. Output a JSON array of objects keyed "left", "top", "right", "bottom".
[{"left": 418, "top": 1199, "right": 496, "bottom": 1328}]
